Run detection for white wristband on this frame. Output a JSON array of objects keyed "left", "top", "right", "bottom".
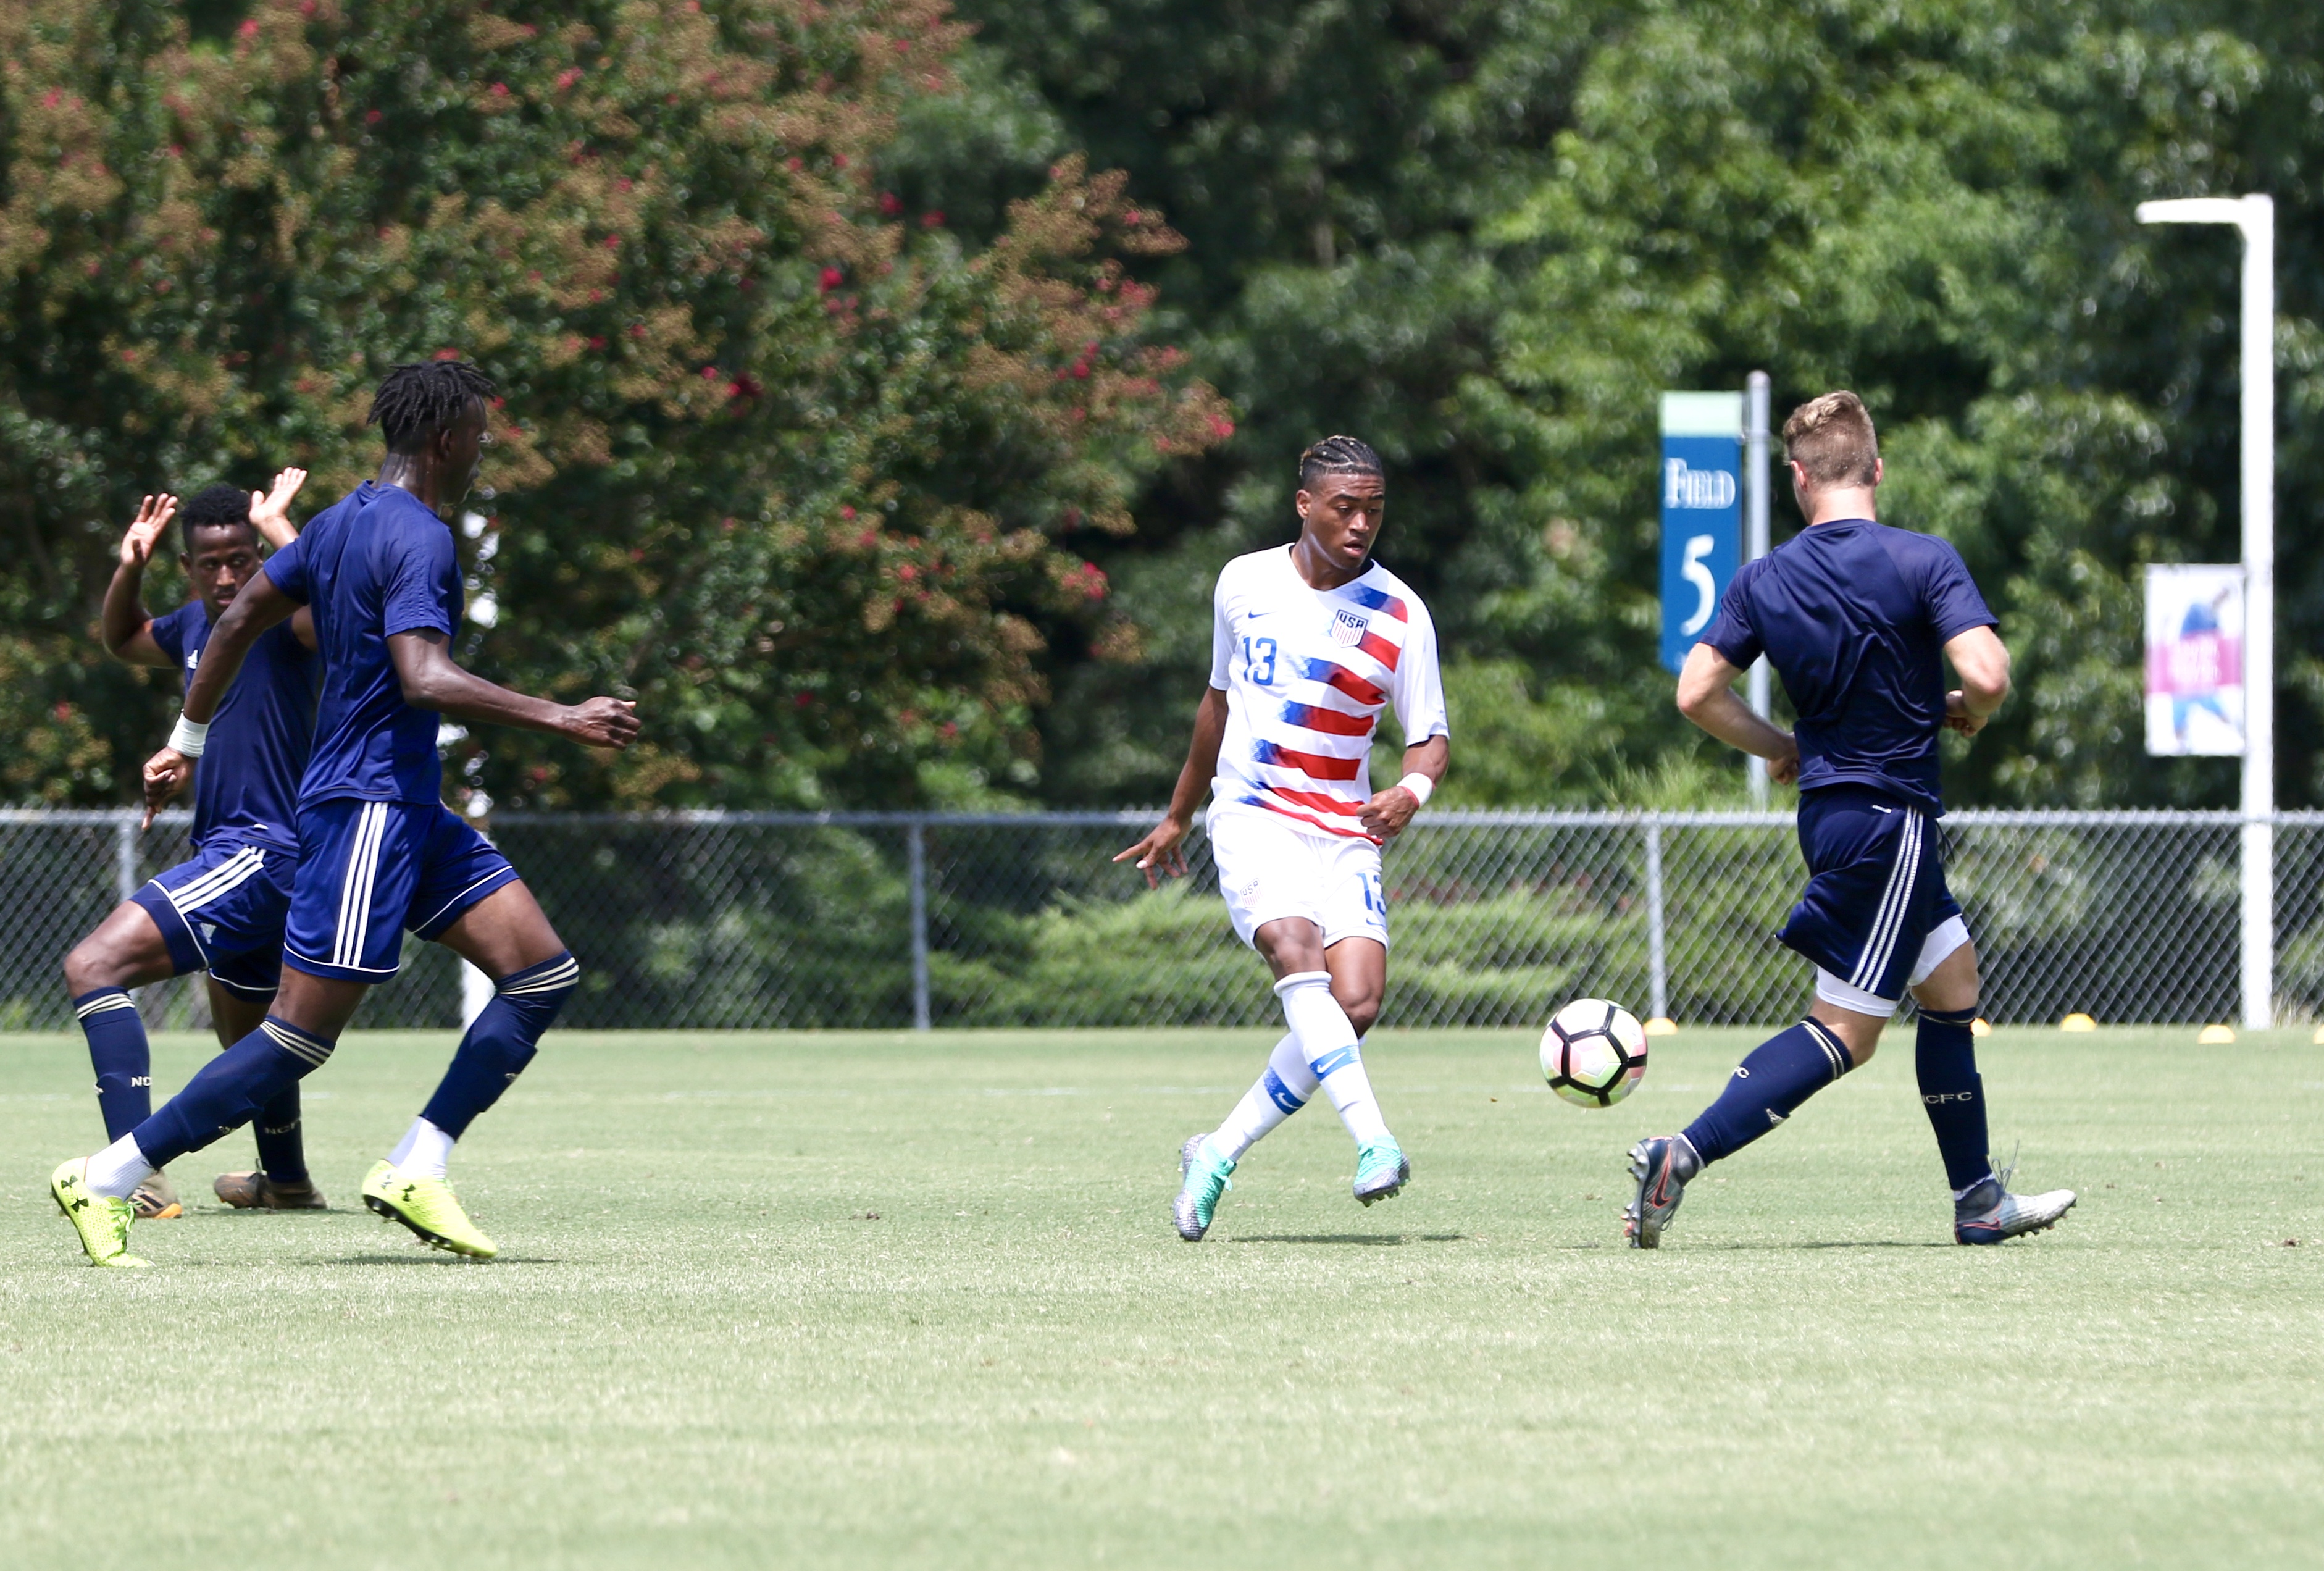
[
  {"left": 1397, "top": 771, "right": 1434, "bottom": 808},
  {"left": 169, "top": 714, "right": 209, "bottom": 759}
]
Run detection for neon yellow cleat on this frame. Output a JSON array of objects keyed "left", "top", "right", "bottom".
[
  {"left": 361, "top": 1160, "right": 498, "bottom": 1259},
  {"left": 52, "top": 1158, "right": 152, "bottom": 1268}
]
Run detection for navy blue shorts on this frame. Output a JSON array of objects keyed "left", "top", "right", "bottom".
[
  {"left": 1776, "top": 786, "right": 1963, "bottom": 1002},
  {"left": 283, "top": 799, "right": 522, "bottom": 982},
  {"left": 130, "top": 836, "right": 297, "bottom": 999}
]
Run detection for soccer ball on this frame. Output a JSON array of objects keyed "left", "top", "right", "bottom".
[{"left": 1540, "top": 999, "right": 1648, "bottom": 1108}]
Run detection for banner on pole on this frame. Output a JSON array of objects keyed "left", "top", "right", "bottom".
[
  {"left": 2144, "top": 564, "right": 2246, "bottom": 757},
  {"left": 1659, "top": 392, "right": 1743, "bottom": 674}
]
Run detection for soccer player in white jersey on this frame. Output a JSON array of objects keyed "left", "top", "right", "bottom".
[{"left": 1117, "top": 435, "right": 1450, "bottom": 1241}]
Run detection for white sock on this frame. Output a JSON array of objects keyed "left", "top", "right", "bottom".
[
  {"left": 388, "top": 1117, "right": 454, "bottom": 1181},
  {"left": 86, "top": 1133, "right": 157, "bottom": 1200},
  {"left": 1210, "top": 1034, "right": 1319, "bottom": 1162},
  {"left": 1274, "top": 972, "right": 1392, "bottom": 1148}
]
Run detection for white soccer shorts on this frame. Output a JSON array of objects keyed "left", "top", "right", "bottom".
[{"left": 1206, "top": 806, "right": 1389, "bottom": 951}]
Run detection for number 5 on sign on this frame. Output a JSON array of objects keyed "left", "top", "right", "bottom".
[
  {"left": 1658, "top": 391, "right": 1744, "bottom": 674},
  {"left": 1677, "top": 535, "right": 1717, "bottom": 637}
]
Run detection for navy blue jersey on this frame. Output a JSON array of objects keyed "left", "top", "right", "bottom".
[
  {"left": 149, "top": 601, "right": 317, "bottom": 853},
  {"left": 261, "top": 482, "right": 462, "bottom": 806},
  {"left": 1700, "top": 518, "right": 1995, "bottom": 814}
]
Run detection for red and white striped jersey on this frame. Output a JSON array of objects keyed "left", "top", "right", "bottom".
[{"left": 1206, "top": 546, "right": 1448, "bottom": 842}]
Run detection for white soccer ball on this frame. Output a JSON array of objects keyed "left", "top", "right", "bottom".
[{"left": 1540, "top": 998, "right": 1649, "bottom": 1108}]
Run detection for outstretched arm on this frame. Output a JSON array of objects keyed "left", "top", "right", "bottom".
[
  {"left": 139, "top": 569, "right": 301, "bottom": 825},
  {"left": 1114, "top": 685, "right": 1229, "bottom": 888},
  {"left": 387, "top": 630, "right": 639, "bottom": 747},
  {"left": 1941, "top": 626, "right": 2011, "bottom": 735},
  {"left": 101, "top": 495, "right": 179, "bottom": 668},
  {"left": 1676, "top": 643, "right": 1800, "bottom": 784}
]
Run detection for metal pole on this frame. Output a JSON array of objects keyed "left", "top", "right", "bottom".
[
  {"left": 2239, "top": 195, "right": 2275, "bottom": 1031},
  {"left": 907, "top": 819, "right": 930, "bottom": 1031},
  {"left": 1644, "top": 819, "right": 1668, "bottom": 1023},
  {"left": 2135, "top": 194, "right": 2276, "bottom": 1030},
  {"left": 114, "top": 813, "right": 136, "bottom": 904},
  {"left": 1745, "top": 372, "right": 1772, "bottom": 807}
]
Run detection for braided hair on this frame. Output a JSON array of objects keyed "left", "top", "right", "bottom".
[
  {"left": 1297, "top": 434, "right": 1384, "bottom": 491},
  {"left": 367, "top": 360, "right": 496, "bottom": 453},
  {"left": 179, "top": 482, "right": 253, "bottom": 553}
]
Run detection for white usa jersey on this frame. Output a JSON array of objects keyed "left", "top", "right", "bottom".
[{"left": 1206, "top": 546, "right": 1448, "bottom": 842}]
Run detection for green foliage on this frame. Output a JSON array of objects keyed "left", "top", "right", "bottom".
[
  {"left": 0, "top": 0, "right": 1224, "bottom": 808},
  {"left": 985, "top": 0, "right": 2324, "bottom": 810}
]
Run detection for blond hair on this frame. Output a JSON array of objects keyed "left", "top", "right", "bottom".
[{"left": 1781, "top": 390, "right": 1879, "bottom": 489}]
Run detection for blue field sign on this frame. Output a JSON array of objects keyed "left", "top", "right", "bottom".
[{"left": 1658, "top": 391, "right": 1744, "bottom": 673}]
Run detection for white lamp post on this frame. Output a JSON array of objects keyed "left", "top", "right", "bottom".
[
  {"left": 1744, "top": 371, "right": 1771, "bottom": 806},
  {"left": 2136, "top": 194, "right": 2275, "bottom": 1031}
]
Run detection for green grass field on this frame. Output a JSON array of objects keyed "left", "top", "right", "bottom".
[{"left": 2, "top": 1025, "right": 2319, "bottom": 1569}]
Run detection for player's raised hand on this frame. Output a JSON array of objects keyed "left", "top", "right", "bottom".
[
  {"left": 248, "top": 467, "right": 307, "bottom": 547},
  {"left": 1114, "top": 816, "right": 1190, "bottom": 889},
  {"left": 1941, "top": 690, "right": 1987, "bottom": 737},
  {"left": 566, "top": 697, "right": 640, "bottom": 750},
  {"left": 119, "top": 494, "right": 178, "bottom": 568},
  {"left": 141, "top": 746, "right": 194, "bottom": 830}
]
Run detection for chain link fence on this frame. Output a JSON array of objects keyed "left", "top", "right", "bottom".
[{"left": 5, "top": 808, "right": 2319, "bottom": 1033}]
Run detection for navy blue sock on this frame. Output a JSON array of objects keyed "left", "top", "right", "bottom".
[
  {"left": 252, "top": 1087, "right": 309, "bottom": 1184},
  {"left": 75, "top": 987, "right": 152, "bottom": 1142},
  {"left": 1916, "top": 1005, "right": 1993, "bottom": 1192},
  {"left": 420, "top": 952, "right": 577, "bottom": 1138},
  {"left": 1681, "top": 1019, "right": 1855, "bottom": 1164},
  {"left": 130, "top": 1017, "right": 335, "bottom": 1170}
]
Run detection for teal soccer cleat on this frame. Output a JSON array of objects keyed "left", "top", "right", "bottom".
[
  {"left": 1352, "top": 1139, "right": 1409, "bottom": 1206},
  {"left": 1173, "top": 1135, "right": 1234, "bottom": 1241}
]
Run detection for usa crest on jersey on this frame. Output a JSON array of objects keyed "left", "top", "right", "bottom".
[{"left": 1332, "top": 608, "right": 1369, "bottom": 646}]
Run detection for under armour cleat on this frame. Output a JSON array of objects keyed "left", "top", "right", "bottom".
[
  {"left": 1173, "top": 1135, "right": 1234, "bottom": 1241},
  {"left": 1624, "top": 1134, "right": 1701, "bottom": 1249},
  {"left": 52, "top": 1158, "right": 151, "bottom": 1268},
  {"left": 1954, "top": 1175, "right": 2077, "bottom": 1244},
  {"left": 132, "top": 1170, "right": 184, "bottom": 1221},
  {"left": 1352, "top": 1139, "right": 1410, "bottom": 1206},
  {"left": 361, "top": 1160, "right": 497, "bottom": 1259},
  {"left": 214, "top": 1171, "right": 328, "bottom": 1210}
]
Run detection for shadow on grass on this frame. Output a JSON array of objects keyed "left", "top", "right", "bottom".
[
  {"left": 1691, "top": 1239, "right": 1952, "bottom": 1251},
  {"left": 1227, "top": 1233, "right": 1467, "bottom": 1247},
  {"left": 332, "top": 1252, "right": 564, "bottom": 1265}
]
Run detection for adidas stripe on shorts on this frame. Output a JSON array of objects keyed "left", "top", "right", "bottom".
[
  {"left": 1775, "top": 784, "right": 1968, "bottom": 1007},
  {"left": 282, "top": 798, "right": 522, "bottom": 982},
  {"left": 130, "top": 834, "right": 299, "bottom": 999}
]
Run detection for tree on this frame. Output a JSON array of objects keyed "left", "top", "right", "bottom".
[{"left": 0, "top": 0, "right": 1225, "bottom": 808}]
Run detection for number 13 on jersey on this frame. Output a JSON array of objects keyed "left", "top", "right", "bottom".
[{"left": 1241, "top": 634, "right": 1279, "bottom": 687}]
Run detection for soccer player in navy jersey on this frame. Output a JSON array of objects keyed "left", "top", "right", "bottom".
[
  {"left": 1626, "top": 391, "right": 2076, "bottom": 1248},
  {"left": 51, "top": 360, "right": 638, "bottom": 1268},
  {"left": 64, "top": 473, "right": 318, "bottom": 1218}
]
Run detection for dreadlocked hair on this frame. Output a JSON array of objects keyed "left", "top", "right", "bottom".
[
  {"left": 180, "top": 482, "right": 253, "bottom": 553},
  {"left": 368, "top": 360, "right": 496, "bottom": 453},
  {"left": 1298, "top": 434, "right": 1384, "bottom": 490}
]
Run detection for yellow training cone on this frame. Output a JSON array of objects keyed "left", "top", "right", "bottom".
[
  {"left": 2060, "top": 1013, "right": 2097, "bottom": 1033},
  {"left": 1644, "top": 1017, "right": 1678, "bottom": 1037},
  {"left": 1970, "top": 1018, "right": 1992, "bottom": 1038},
  {"left": 2197, "top": 1024, "right": 2237, "bottom": 1045}
]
